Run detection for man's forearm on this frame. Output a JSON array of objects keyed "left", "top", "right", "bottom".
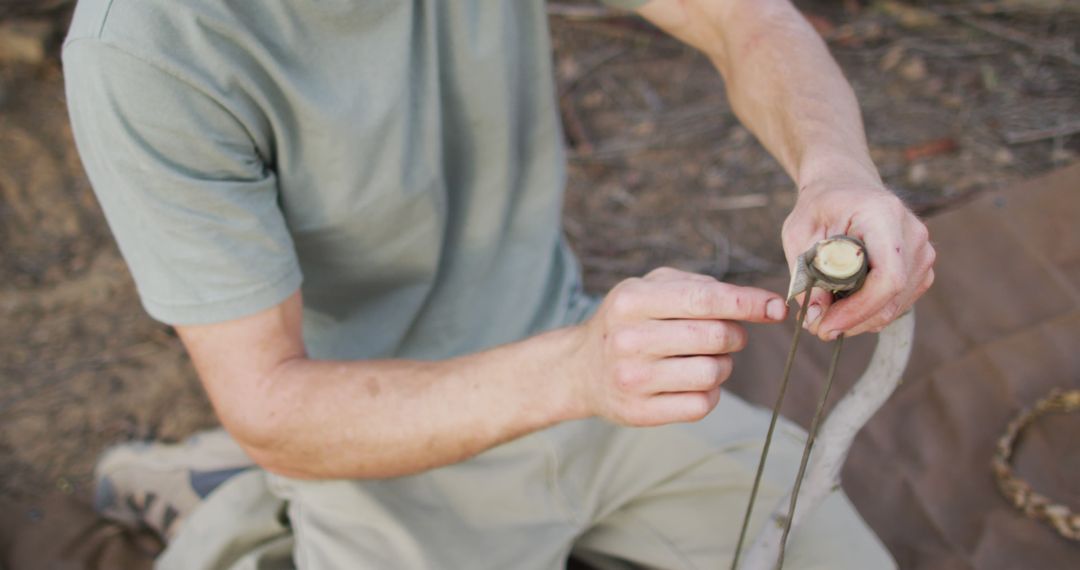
[
  {"left": 641, "top": 0, "right": 880, "bottom": 189},
  {"left": 183, "top": 278, "right": 786, "bottom": 481},
  {"left": 722, "top": 3, "right": 879, "bottom": 189},
  {"left": 214, "top": 326, "right": 586, "bottom": 480}
]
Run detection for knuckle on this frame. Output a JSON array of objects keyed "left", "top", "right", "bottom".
[
  {"left": 696, "top": 358, "right": 722, "bottom": 387},
  {"left": 916, "top": 270, "right": 935, "bottom": 296},
  {"left": 686, "top": 283, "right": 714, "bottom": 317},
  {"left": 608, "top": 285, "right": 639, "bottom": 317},
  {"left": 914, "top": 221, "right": 930, "bottom": 242},
  {"left": 886, "top": 193, "right": 907, "bottom": 212},
  {"left": 702, "top": 322, "right": 728, "bottom": 351},
  {"left": 610, "top": 329, "right": 639, "bottom": 355},
  {"left": 684, "top": 394, "right": 713, "bottom": 421},
  {"left": 727, "top": 324, "right": 748, "bottom": 352},
  {"left": 882, "top": 272, "right": 905, "bottom": 296},
  {"left": 613, "top": 362, "right": 645, "bottom": 392},
  {"left": 881, "top": 299, "right": 903, "bottom": 321},
  {"left": 716, "top": 355, "right": 734, "bottom": 382},
  {"left": 924, "top": 243, "right": 937, "bottom": 267},
  {"left": 646, "top": 266, "right": 677, "bottom": 279}
]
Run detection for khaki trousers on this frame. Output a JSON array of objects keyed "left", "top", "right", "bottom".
[{"left": 158, "top": 392, "right": 894, "bottom": 570}]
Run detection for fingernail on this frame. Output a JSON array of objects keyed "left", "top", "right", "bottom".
[
  {"left": 806, "top": 305, "right": 821, "bottom": 326},
  {"left": 826, "top": 330, "right": 841, "bottom": 341},
  {"left": 766, "top": 299, "right": 785, "bottom": 320}
]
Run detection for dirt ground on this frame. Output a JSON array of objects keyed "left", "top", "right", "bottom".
[{"left": 1, "top": 0, "right": 1078, "bottom": 554}]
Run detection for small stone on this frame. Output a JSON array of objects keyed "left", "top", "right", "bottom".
[
  {"left": 556, "top": 57, "right": 578, "bottom": 82},
  {"left": 726, "top": 126, "right": 750, "bottom": 145},
  {"left": 1050, "top": 146, "right": 1076, "bottom": 164},
  {"left": 0, "top": 19, "right": 54, "bottom": 65},
  {"left": 632, "top": 121, "right": 655, "bottom": 137},
  {"left": 980, "top": 64, "right": 998, "bottom": 91},
  {"left": 939, "top": 93, "right": 964, "bottom": 109},
  {"left": 993, "top": 148, "right": 1015, "bottom": 166},
  {"left": 581, "top": 90, "right": 604, "bottom": 109},
  {"left": 898, "top": 56, "right": 928, "bottom": 82},
  {"left": 907, "top": 162, "right": 929, "bottom": 186},
  {"left": 924, "top": 77, "right": 944, "bottom": 94},
  {"left": 703, "top": 166, "right": 728, "bottom": 189},
  {"left": 879, "top": 45, "right": 905, "bottom": 72}
]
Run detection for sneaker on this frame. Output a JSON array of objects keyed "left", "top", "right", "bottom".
[{"left": 93, "top": 428, "right": 254, "bottom": 540}]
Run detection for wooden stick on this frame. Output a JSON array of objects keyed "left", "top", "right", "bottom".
[
  {"left": 739, "top": 310, "right": 916, "bottom": 569},
  {"left": 1004, "top": 119, "right": 1080, "bottom": 145},
  {"left": 953, "top": 15, "right": 1080, "bottom": 67}
]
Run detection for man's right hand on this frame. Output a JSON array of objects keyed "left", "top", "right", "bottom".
[
  {"left": 176, "top": 269, "right": 787, "bottom": 479},
  {"left": 569, "top": 267, "right": 788, "bottom": 426}
]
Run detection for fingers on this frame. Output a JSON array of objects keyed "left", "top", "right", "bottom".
[
  {"left": 636, "top": 388, "right": 722, "bottom": 426},
  {"left": 613, "top": 355, "right": 732, "bottom": 395},
  {"left": 589, "top": 268, "right": 778, "bottom": 427},
  {"left": 815, "top": 227, "right": 906, "bottom": 337},
  {"left": 798, "top": 287, "right": 834, "bottom": 337},
  {"left": 613, "top": 320, "right": 747, "bottom": 357},
  {"left": 651, "top": 355, "right": 733, "bottom": 392},
  {"left": 817, "top": 221, "right": 934, "bottom": 339},
  {"left": 608, "top": 278, "right": 787, "bottom": 323},
  {"left": 845, "top": 247, "right": 935, "bottom": 336}
]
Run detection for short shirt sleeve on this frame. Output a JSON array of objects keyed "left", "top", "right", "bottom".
[{"left": 62, "top": 39, "right": 301, "bottom": 325}]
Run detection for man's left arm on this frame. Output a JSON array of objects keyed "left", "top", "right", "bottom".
[{"left": 636, "top": 0, "right": 935, "bottom": 339}]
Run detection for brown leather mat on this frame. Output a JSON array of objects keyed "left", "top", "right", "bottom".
[
  {"left": 727, "top": 163, "right": 1080, "bottom": 569},
  {"left": 3, "top": 165, "right": 1078, "bottom": 569}
]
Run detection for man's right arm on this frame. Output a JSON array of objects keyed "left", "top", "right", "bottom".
[{"left": 178, "top": 268, "right": 787, "bottom": 480}]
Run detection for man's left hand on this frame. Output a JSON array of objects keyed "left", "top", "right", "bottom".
[{"left": 782, "top": 175, "right": 935, "bottom": 341}]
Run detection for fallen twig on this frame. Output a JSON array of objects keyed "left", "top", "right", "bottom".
[
  {"left": 740, "top": 311, "right": 917, "bottom": 569},
  {"left": 903, "top": 137, "right": 959, "bottom": 161},
  {"left": 558, "top": 46, "right": 626, "bottom": 97},
  {"left": 702, "top": 194, "right": 770, "bottom": 211},
  {"left": 952, "top": 14, "right": 1080, "bottom": 67},
  {"left": 932, "top": 1, "right": 1080, "bottom": 17},
  {"left": 569, "top": 116, "right": 728, "bottom": 161},
  {"left": 1004, "top": 119, "right": 1080, "bottom": 144},
  {"left": 560, "top": 96, "right": 594, "bottom": 154}
]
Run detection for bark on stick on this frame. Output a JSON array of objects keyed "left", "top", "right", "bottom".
[{"left": 739, "top": 310, "right": 916, "bottom": 570}]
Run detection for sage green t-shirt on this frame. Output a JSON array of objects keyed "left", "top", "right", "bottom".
[{"left": 63, "top": 0, "right": 643, "bottom": 360}]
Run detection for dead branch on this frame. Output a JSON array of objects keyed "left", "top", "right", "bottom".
[
  {"left": 952, "top": 14, "right": 1080, "bottom": 67},
  {"left": 560, "top": 97, "right": 594, "bottom": 154},
  {"left": 740, "top": 311, "right": 917, "bottom": 570},
  {"left": 558, "top": 46, "right": 626, "bottom": 97},
  {"left": 1004, "top": 119, "right": 1080, "bottom": 144}
]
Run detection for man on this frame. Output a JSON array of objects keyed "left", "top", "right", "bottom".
[{"left": 63, "top": 0, "right": 934, "bottom": 568}]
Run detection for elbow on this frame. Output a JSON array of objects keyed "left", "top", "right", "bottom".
[
  {"left": 212, "top": 378, "right": 309, "bottom": 478},
  {"left": 217, "top": 406, "right": 303, "bottom": 478},
  {"left": 217, "top": 404, "right": 425, "bottom": 481},
  {"left": 222, "top": 417, "right": 331, "bottom": 480}
]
